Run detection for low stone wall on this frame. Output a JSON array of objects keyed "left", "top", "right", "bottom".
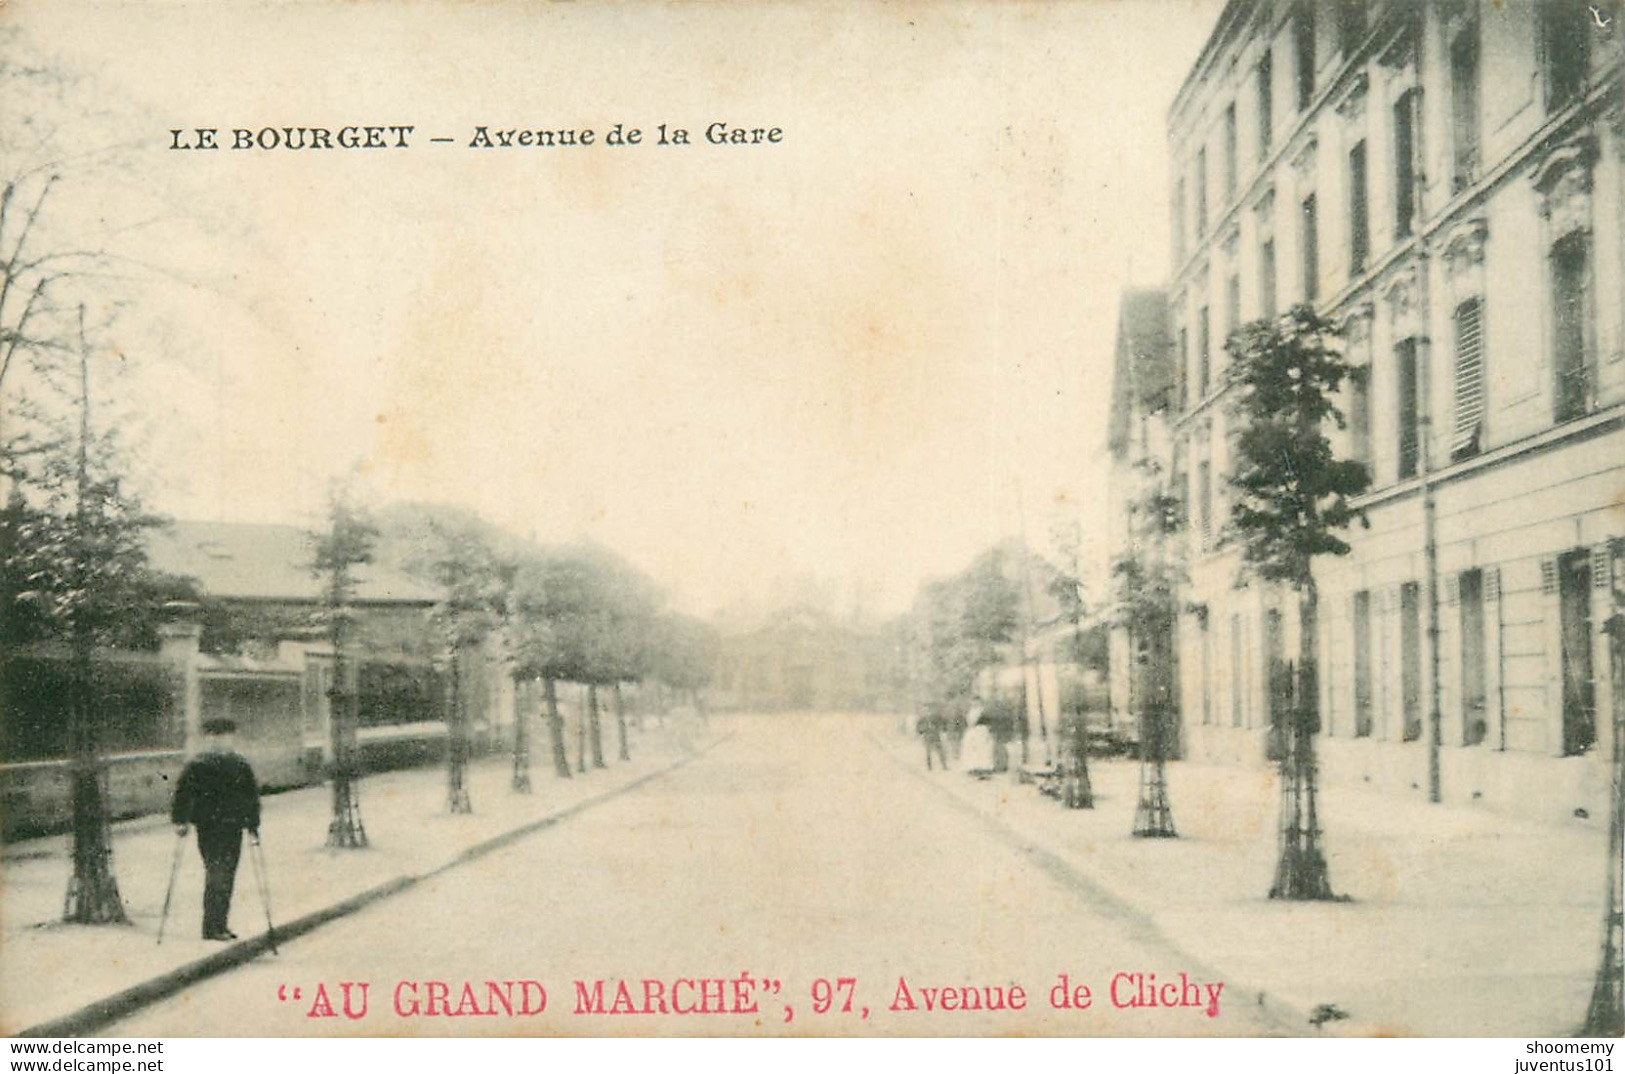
[
  {"left": 0, "top": 751, "right": 184, "bottom": 842},
  {"left": 1, "top": 724, "right": 497, "bottom": 842}
]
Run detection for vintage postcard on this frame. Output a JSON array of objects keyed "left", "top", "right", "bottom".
[{"left": 0, "top": 0, "right": 1622, "bottom": 1047}]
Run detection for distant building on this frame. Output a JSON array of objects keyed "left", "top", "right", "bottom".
[
  {"left": 1165, "top": 0, "right": 1622, "bottom": 819},
  {"left": 714, "top": 605, "right": 901, "bottom": 713}
]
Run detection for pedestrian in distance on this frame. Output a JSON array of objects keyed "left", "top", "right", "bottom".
[
  {"left": 171, "top": 718, "right": 262, "bottom": 941},
  {"left": 917, "top": 708, "right": 949, "bottom": 771}
]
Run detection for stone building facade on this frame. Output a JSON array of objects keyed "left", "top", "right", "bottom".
[{"left": 1164, "top": 0, "right": 1623, "bottom": 820}]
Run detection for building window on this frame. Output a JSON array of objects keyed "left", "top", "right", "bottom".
[
  {"left": 1196, "top": 148, "right": 1209, "bottom": 239},
  {"left": 1198, "top": 305, "right": 1211, "bottom": 397},
  {"left": 1543, "top": 0, "right": 1591, "bottom": 112},
  {"left": 1400, "top": 582, "right": 1422, "bottom": 742},
  {"left": 1259, "top": 239, "right": 1277, "bottom": 319},
  {"left": 1552, "top": 231, "right": 1594, "bottom": 423},
  {"left": 1559, "top": 549, "right": 1596, "bottom": 756},
  {"left": 1294, "top": 2, "right": 1317, "bottom": 111},
  {"left": 1225, "top": 275, "right": 1241, "bottom": 377},
  {"left": 1396, "top": 337, "right": 1419, "bottom": 479},
  {"left": 1352, "top": 590, "right": 1373, "bottom": 737},
  {"left": 1450, "top": 20, "right": 1482, "bottom": 194},
  {"left": 1173, "top": 177, "right": 1186, "bottom": 265},
  {"left": 1348, "top": 140, "right": 1369, "bottom": 275},
  {"left": 1451, "top": 297, "right": 1485, "bottom": 460},
  {"left": 1177, "top": 326, "right": 1190, "bottom": 412},
  {"left": 1459, "top": 569, "right": 1487, "bottom": 747},
  {"left": 1197, "top": 460, "right": 1213, "bottom": 547},
  {"left": 1169, "top": 449, "right": 1188, "bottom": 529},
  {"left": 1300, "top": 193, "right": 1319, "bottom": 303},
  {"left": 1337, "top": 0, "right": 1367, "bottom": 56},
  {"left": 1393, "top": 89, "right": 1419, "bottom": 239},
  {"left": 1349, "top": 363, "right": 1371, "bottom": 469},
  {"left": 1223, "top": 102, "right": 1238, "bottom": 203},
  {"left": 1257, "top": 50, "right": 1274, "bottom": 159}
]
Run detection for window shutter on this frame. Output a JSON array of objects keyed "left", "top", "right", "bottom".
[
  {"left": 1541, "top": 559, "right": 1558, "bottom": 595},
  {"left": 1445, "top": 575, "right": 1460, "bottom": 606},
  {"left": 1485, "top": 567, "right": 1500, "bottom": 602},
  {"left": 1452, "top": 298, "right": 1485, "bottom": 458},
  {"left": 1593, "top": 544, "right": 1610, "bottom": 590}
]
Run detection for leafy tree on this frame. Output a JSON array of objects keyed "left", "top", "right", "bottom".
[
  {"left": 511, "top": 552, "right": 598, "bottom": 778},
  {"left": 589, "top": 555, "right": 659, "bottom": 763},
  {"left": 371, "top": 502, "right": 536, "bottom": 791},
  {"left": 312, "top": 488, "right": 378, "bottom": 848},
  {"left": 426, "top": 526, "right": 514, "bottom": 812},
  {"left": 908, "top": 546, "right": 1021, "bottom": 767},
  {"left": 1, "top": 306, "right": 173, "bottom": 922},
  {"left": 646, "top": 612, "right": 717, "bottom": 712},
  {"left": 570, "top": 548, "right": 659, "bottom": 768},
  {"left": 1111, "top": 454, "right": 1185, "bottom": 838},
  {"left": 1226, "top": 305, "right": 1368, "bottom": 900}
]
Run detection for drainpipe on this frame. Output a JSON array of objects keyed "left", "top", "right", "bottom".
[
  {"left": 1413, "top": 19, "right": 1443, "bottom": 804},
  {"left": 1421, "top": 355, "right": 1443, "bottom": 805}
]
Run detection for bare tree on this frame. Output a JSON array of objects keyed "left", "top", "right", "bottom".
[
  {"left": 1047, "top": 515, "right": 1096, "bottom": 809},
  {"left": 0, "top": 42, "right": 179, "bottom": 924}
]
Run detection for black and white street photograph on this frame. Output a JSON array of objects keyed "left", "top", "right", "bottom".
[{"left": 1, "top": 0, "right": 1622, "bottom": 1046}]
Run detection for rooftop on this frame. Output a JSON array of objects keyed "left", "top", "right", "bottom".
[
  {"left": 1106, "top": 288, "right": 1175, "bottom": 459},
  {"left": 145, "top": 520, "right": 441, "bottom": 605}
]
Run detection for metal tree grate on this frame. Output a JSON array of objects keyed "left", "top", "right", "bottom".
[{"left": 1133, "top": 753, "right": 1176, "bottom": 837}]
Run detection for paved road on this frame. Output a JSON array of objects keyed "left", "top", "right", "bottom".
[{"left": 108, "top": 714, "right": 1283, "bottom": 1036}]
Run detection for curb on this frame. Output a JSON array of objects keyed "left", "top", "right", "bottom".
[
  {"left": 870, "top": 730, "right": 1350, "bottom": 1038},
  {"left": 17, "top": 734, "right": 732, "bottom": 1039}
]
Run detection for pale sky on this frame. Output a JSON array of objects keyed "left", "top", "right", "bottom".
[{"left": 7, "top": 0, "right": 1224, "bottom": 617}]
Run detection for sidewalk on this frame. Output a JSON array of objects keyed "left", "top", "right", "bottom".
[
  {"left": 1, "top": 722, "right": 717, "bottom": 1037},
  {"left": 877, "top": 731, "right": 1613, "bottom": 1037}
]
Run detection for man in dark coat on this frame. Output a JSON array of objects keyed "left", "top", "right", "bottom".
[
  {"left": 171, "top": 718, "right": 261, "bottom": 941},
  {"left": 917, "top": 709, "right": 949, "bottom": 771}
]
